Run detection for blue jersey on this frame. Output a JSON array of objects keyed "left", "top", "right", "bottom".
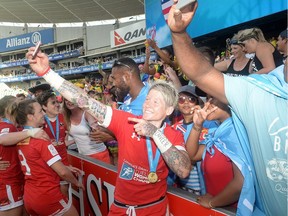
[
  {"left": 171, "top": 120, "right": 218, "bottom": 193},
  {"left": 118, "top": 84, "right": 149, "bottom": 115},
  {"left": 224, "top": 65, "right": 288, "bottom": 215}
]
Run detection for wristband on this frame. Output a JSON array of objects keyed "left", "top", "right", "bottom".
[
  {"left": 193, "top": 125, "right": 202, "bottom": 132},
  {"left": 152, "top": 129, "right": 172, "bottom": 153},
  {"left": 37, "top": 66, "right": 51, "bottom": 77},
  {"left": 43, "top": 68, "right": 65, "bottom": 90},
  {"left": 27, "top": 128, "right": 41, "bottom": 137}
]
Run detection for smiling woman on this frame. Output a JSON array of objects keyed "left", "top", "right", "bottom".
[
  {"left": 13, "top": 99, "right": 83, "bottom": 216},
  {"left": 25, "top": 46, "right": 192, "bottom": 214}
]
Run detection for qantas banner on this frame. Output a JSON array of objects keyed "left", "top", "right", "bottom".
[
  {"left": 68, "top": 151, "right": 232, "bottom": 215},
  {"left": 110, "top": 20, "right": 146, "bottom": 48}
]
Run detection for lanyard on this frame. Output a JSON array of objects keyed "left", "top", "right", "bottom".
[
  {"left": 2, "top": 118, "right": 13, "bottom": 124},
  {"left": 44, "top": 115, "right": 59, "bottom": 143},
  {"left": 146, "top": 137, "right": 161, "bottom": 173},
  {"left": 146, "top": 124, "right": 165, "bottom": 173},
  {"left": 24, "top": 126, "right": 34, "bottom": 129}
]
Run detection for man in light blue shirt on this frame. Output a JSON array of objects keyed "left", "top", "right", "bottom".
[
  {"left": 111, "top": 57, "right": 149, "bottom": 115},
  {"left": 167, "top": 2, "right": 287, "bottom": 215}
]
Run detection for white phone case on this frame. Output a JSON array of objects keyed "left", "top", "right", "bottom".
[{"left": 32, "top": 41, "right": 41, "bottom": 59}]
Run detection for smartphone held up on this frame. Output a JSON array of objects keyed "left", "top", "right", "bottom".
[
  {"left": 32, "top": 41, "right": 41, "bottom": 59},
  {"left": 176, "top": 0, "right": 197, "bottom": 10}
]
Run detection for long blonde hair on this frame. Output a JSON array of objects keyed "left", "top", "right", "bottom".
[
  {"left": 62, "top": 100, "right": 72, "bottom": 130},
  {"left": 237, "top": 28, "right": 266, "bottom": 43}
]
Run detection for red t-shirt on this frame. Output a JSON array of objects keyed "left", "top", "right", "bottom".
[
  {"left": 43, "top": 114, "right": 69, "bottom": 165},
  {"left": 0, "top": 122, "right": 24, "bottom": 185},
  {"left": 17, "top": 136, "right": 63, "bottom": 202},
  {"left": 108, "top": 109, "right": 185, "bottom": 205},
  {"left": 202, "top": 146, "right": 233, "bottom": 196}
]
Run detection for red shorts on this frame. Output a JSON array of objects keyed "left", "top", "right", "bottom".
[
  {"left": 89, "top": 149, "right": 111, "bottom": 164},
  {"left": 24, "top": 193, "right": 71, "bottom": 216},
  {"left": 0, "top": 183, "right": 23, "bottom": 211},
  {"left": 108, "top": 196, "right": 169, "bottom": 216}
]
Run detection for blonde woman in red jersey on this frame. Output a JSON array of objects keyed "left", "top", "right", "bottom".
[{"left": 0, "top": 96, "right": 48, "bottom": 216}]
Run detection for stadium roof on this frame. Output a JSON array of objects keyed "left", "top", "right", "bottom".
[{"left": 0, "top": 0, "right": 145, "bottom": 24}]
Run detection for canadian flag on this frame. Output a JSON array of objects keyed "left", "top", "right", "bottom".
[{"left": 114, "top": 31, "right": 126, "bottom": 46}]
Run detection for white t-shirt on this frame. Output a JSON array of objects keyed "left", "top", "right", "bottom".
[{"left": 69, "top": 112, "right": 106, "bottom": 155}]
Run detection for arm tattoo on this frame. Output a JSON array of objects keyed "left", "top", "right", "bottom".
[
  {"left": 162, "top": 147, "right": 191, "bottom": 178},
  {"left": 58, "top": 80, "right": 107, "bottom": 123},
  {"left": 152, "top": 130, "right": 191, "bottom": 177},
  {"left": 143, "top": 122, "right": 158, "bottom": 137}
]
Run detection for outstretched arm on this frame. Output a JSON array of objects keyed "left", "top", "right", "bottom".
[
  {"left": 168, "top": 0, "right": 228, "bottom": 104},
  {"left": 142, "top": 45, "right": 157, "bottom": 75},
  {"left": 26, "top": 48, "right": 110, "bottom": 125},
  {"left": 128, "top": 117, "right": 191, "bottom": 178},
  {"left": 0, "top": 128, "right": 50, "bottom": 146},
  {"left": 147, "top": 39, "right": 177, "bottom": 68}
]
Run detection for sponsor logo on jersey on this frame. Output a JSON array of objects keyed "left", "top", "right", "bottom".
[
  {"left": 199, "top": 128, "right": 209, "bottom": 141},
  {"left": 17, "top": 137, "right": 30, "bottom": 146},
  {"left": 48, "top": 144, "right": 58, "bottom": 156},
  {"left": 0, "top": 128, "right": 10, "bottom": 134},
  {"left": 119, "top": 162, "right": 134, "bottom": 180}
]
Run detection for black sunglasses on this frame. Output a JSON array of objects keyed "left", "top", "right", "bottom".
[{"left": 113, "top": 60, "right": 132, "bottom": 70}]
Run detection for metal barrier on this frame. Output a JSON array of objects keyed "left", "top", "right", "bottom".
[{"left": 68, "top": 150, "right": 236, "bottom": 216}]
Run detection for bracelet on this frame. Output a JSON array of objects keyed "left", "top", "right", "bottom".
[
  {"left": 37, "top": 66, "right": 51, "bottom": 77},
  {"left": 193, "top": 125, "right": 202, "bottom": 132},
  {"left": 208, "top": 200, "right": 214, "bottom": 209},
  {"left": 152, "top": 129, "right": 172, "bottom": 153}
]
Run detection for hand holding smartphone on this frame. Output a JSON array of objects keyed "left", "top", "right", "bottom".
[
  {"left": 176, "top": 0, "right": 197, "bottom": 10},
  {"left": 32, "top": 41, "right": 41, "bottom": 59}
]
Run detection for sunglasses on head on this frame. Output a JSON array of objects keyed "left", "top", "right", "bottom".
[
  {"left": 113, "top": 60, "right": 132, "bottom": 70},
  {"left": 178, "top": 95, "right": 197, "bottom": 104},
  {"left": 229, "top": 39, "right": 240, "bottom": 45},
  {"left": 226, "top": 38, "right": 241, "bottom": 46}
]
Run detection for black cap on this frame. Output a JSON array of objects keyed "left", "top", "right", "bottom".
[
  {"left": 178, "top": 85, "right": 198, "bottom": 98},
  {"left": 179, "top": 85, "right": 204, "bottom": 105},
  {"left": 28, "top": 81, "right": 51, "bottom": 94}
]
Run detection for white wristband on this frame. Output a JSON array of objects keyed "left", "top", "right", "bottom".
[
  {"left": 43, "top": 69, "right": 64, "bottom": 90},
  {"left": 152, "top": 129, "right": 172, "bottom": 153},
  {"left": 27, "top": 128, "right": 41, "bottom": 137}
]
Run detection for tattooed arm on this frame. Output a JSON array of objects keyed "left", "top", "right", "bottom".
[
  {"left": 128, "top": 117, "right": 191, "bottom": 178},
  {"left": 45, "top": 69, "right": 109, "bottom": 124},
  {"left": 26, "top": 48, "right": 110, "bottom": 124},
  {"left": 153, "top": 129, "right": 191, "bottom": 178}
]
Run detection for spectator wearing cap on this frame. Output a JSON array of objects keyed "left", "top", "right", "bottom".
[
  {"left": 276, "top": 29, "right": 287, "bottom": 63},
  {"left": 170, "top": 85, "right": 218, "bottom": 195},
  {"left": 16, "top": 93, "right": 26, "bottom": 101},
  {"left": 28, "top": 80, "right": 51, "bottom": 98}
]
